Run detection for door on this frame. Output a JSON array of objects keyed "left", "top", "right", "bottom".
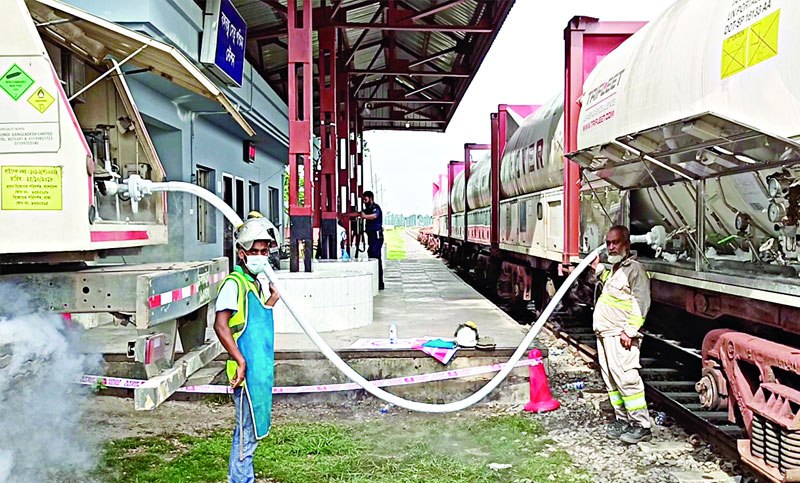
[{"left": 223, "top": 174, "right": 234, "bottom": 270}]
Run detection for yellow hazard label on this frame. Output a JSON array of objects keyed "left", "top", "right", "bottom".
[
  {"left": 1, "top": 165, "right": 63, "bottom": 210},
  {"left": 721, "top": 30, "right": 748, "bottom": 79},
  {"left": 27, "top": 87, "right": 55, "bottom": 114},
  {"left": 748, "top": 9, "right": 780, "bottom": 68},
  {"left": 721, "top": 9, "right": 780, "bottom": 79}
]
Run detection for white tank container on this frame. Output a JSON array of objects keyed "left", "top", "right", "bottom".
[
  {"left": 578, "top": 0, "right": 800, "bottom": 241},
  {"left": 500, "top": 94, "right": 565, "bottom": 199},
  {"left": 450, "top": 170, "right": 466, "bottom": 213},
  {"left": 466, "top": 152, "right": 492, "bottom": 210}
]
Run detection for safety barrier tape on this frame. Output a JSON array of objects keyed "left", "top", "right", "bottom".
[{"left": 79, "top": 357, "right": 541, "bottom": 395}]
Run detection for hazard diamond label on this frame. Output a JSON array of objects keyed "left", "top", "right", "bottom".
[
  {"left": 0, "top": 64, "right": 35, "bottom": 101},
  {"left": 27, "top": 87, "right": 55, "bottom": 114}
]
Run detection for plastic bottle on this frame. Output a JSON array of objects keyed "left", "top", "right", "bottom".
[{"left": 389, "top": 323, "right": 397, "bottom": 344}]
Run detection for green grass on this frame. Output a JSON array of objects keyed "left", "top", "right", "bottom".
[
  {"left": 385, "top": 228, "right": 406, "bottom": 260},
  {"left": 95, "top": 414, "right": 590, "bottom": 483}
]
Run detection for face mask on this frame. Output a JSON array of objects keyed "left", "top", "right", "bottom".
[{"left": 244, "top": 255, "right": 270, "bottom": 274}]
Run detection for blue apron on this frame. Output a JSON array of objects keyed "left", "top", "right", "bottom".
[{"left": 237, "top": 290, "right": 275, "bottom": 439}]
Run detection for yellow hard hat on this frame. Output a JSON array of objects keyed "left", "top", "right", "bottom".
[{"left": 247, "top": 210, "right": 264, "bottom": 220}]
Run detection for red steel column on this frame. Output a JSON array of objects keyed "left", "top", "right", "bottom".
[
  {"left": 562, "top": 17, "right": 645, "bottom": 265},
  {"left": 349, "top": 99, "right": 359, "bottom": 214},
  {"left": 357, "top": 116, "right": 364, "bottom": 203},
  {"left": 336, "top": 70, "right": 352, "bottom": 246},
  {"left": 288, "top": 0, "right": 313, "bottom": 272},
  {"left": 318, "top": 27, "right": 338, "bottom": 259}
]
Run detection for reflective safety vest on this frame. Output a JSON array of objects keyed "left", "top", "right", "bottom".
[
  {"left": 220, "top": 266, "right": 268, "bottom": 382},
  {"left": 593, "top": 257, "right": 651, "bottom": 337}
]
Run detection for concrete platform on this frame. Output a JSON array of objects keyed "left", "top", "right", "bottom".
[{"left": 275, "top": 240, "right": 527, "bottom": 351}]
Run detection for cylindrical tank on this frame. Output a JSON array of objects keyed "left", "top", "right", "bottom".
[
  {"left": 466, "top": 151, "right": 492, "bottom": 210},
  {"left": 578, "top": 0, "right": 800, "bottom": 243},
  {"left": 450, "top": 170, "right": 466, "bottom": 213},
  {"left": 579, "top": 0, "right": 800, "bottom": 148},
  {"left": 500, "top": 94, "right": 564, "bottom": 199},
  {"left": 433, "top": 175, "right": 448, "bottom": 216}
]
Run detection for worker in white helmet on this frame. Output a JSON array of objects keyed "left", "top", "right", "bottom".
[
  {"left": 214, "top": 217, "right": 280, "bottom": 482},
  {"left": 592, "top": 225, "right": 652, "bottom": 444}
]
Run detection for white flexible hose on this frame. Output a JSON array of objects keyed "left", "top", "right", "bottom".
[{"left": 146, "top": 181, "right": 604, "bottom": 413}]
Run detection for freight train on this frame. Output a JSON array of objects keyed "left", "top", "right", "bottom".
[{"left": 425, "top": 1, "right": 800, "bottom": 480}]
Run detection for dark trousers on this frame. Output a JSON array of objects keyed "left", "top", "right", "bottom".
[{"left": 367, "top": 231, "right": 385, "bottom": 289}]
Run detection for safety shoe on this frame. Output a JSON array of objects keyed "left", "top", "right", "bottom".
[
  {"left": 605, "top": 420, "right": 630, "bottom": 440},
  {"left": 620, "top": 425, "right": 653, "bottom": 444}
]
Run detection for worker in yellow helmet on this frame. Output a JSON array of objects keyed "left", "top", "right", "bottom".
[{"left": 214, "top": 217, "right": 280, "bottom": 482}]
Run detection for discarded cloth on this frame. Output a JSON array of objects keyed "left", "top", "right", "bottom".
[
  {"left": 422, "top": 339, "right": 457, "bottom": 349},
  {"left": 413, "top": 338, "right": 458, "bottom": 364}
]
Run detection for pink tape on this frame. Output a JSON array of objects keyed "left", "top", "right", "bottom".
[{"left": 80, "top": 358, "right": 542, "bottom": 396}]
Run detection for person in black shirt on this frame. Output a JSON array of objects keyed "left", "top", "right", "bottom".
[{"left": 359, "top": 191, "right": 385, "bottom": 290}]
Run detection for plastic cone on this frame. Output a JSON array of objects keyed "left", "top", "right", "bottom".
[{"left": 523, "top": 348, "right": 560, "bottom": 413}]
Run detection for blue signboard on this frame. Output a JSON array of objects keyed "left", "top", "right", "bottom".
[{"left": 201, "top": 0, "right": 247, "bottom": 87}]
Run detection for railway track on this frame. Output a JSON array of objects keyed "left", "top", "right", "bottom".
[
  {"left": 447, "top": 263, "right": 746, "bottom": 462},
  {"left": 549, "top": 313, "right": 743, "bottom": 459}
]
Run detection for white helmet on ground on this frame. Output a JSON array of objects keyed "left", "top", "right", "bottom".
[{"left": 235, "top": 217, "right": 277, "bottom": 250}]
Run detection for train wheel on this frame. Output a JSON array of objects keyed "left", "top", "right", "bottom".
[{"left": 696, "top": 361, "right": 728, "bottom": 411}]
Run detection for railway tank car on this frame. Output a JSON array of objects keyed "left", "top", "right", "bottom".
[{"left": 433, "top": 0, "right": 800, "bottom": 479}]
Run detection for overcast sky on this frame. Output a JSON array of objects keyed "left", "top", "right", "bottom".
[{"left": 364, "top": 0, "right": 676, "bottom": 216}]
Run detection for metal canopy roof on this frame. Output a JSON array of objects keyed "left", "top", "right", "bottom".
[
  {"left": 208, "top": 0, "right": 514, "bottom": 132},
  {"left": 568, "top": 113, "right": 800, "bottom": 191}
]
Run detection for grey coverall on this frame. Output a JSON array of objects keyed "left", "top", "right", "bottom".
[{"left": 593, "top": 256, "right": 652, "bottom": 428}]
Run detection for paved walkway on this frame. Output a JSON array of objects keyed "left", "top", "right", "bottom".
[{"left": 275, "top": 230, "right": 526, "bottom": 351}]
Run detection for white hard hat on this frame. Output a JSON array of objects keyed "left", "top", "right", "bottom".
[
  {"left": 235, "top": 217, "right": 276, "bottom": 250},
  {"left": 454, "top": 322, "right": 479, "bottom": 348}
]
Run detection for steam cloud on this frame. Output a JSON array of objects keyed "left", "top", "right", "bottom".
[{"left": 0, "top": 309, "right": 101, "bottom": 482}]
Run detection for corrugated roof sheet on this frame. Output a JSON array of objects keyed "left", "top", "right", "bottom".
[{"left": 198, "top": 0, "right": 514, "bottom": 132}]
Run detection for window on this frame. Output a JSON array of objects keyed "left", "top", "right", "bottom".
[
  {"left": 249, "top": 181, "right": 260, "bottom": 213},
  {"left": 235, "top": 178, "right": 245, "bottom": 219},
  {"left": 269, "top": 187, "right": 280, "bottom": 226},
  {"left": 196, "top": 166, "right": 215, "bottom": 243}
]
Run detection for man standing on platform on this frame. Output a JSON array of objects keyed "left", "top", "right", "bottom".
[
  {"left": 359, "top": 191, "right": 385, "bottom": 290},
  {"left": 592, "top": 225, "right": 652, "bottom": 444}
]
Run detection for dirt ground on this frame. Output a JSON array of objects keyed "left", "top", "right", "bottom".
[{"left": 83, "top": 330, "right": 751, "bottom": 483}]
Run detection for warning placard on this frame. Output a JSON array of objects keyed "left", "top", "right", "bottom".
[
  {"left": 27, "top": 87, "right": 55, "bottom": 114},
  {"left": 721, "top": 4, "right": 780, "bottom": 79},
  {"left": 1, "top": 166, "right": 63, "bottom": 210},
  {"left": 0, "top": 64, "right": 35, "bottom": 101},
  {"left": 722, "top": 30, "right": 747, "bottom": 79},
  {"left": 748, "top": 9, "right": 780, "bottom": 67}
]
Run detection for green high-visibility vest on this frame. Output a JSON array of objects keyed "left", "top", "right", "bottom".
[{"left": 219, "top": 266, "right": 266, "bottom": 382}]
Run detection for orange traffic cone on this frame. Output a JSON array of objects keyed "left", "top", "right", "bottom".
[{"left": 523, "top": 348, "right": 560, "bottom": 413}]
